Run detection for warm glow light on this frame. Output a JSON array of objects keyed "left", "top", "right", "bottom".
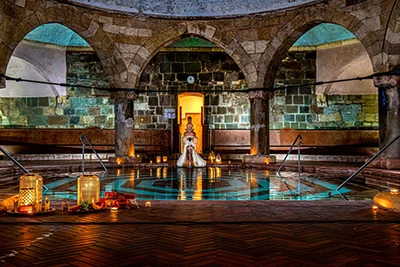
[
  {"left": 228, "top": 161, "right": 231, "bottom": 165},
  {"left": 216, "top": 167, "right": 221, "bottom": 178},
  {"left": 145, "top": 201, "right": 151, "bottom": 207},
  {"left": 265, "top": 158, "right": 270, "bottom": 165},
  {"left": 372, "top": 205, "right": 379, "bottom": 212},
  {"left": 111, "top": 206, "right": 118, "bottom": 212},
  {"left": 156, "top": 156, "right": 161, "bottom": 164},
  {"left": 156, "top": 168, "right": 161, "bottom": 178},
  {"left": 390, "top": 189, "right": 399, "bottom": 194},
  {"left": 208, "top": 151, "right": 215, "bottom": 163},
  {"left": 163, "top": 168, "right": 168, "bottom": 179},
  {"left": 150, "top": 160, "right": 153, "bottom": 164},
  {"left": 77, "top": 174, "right": 100, "bottom": 205},
  {"left": 163, "top": 156, "right": 168, "bottom": 163},
  {"left": 209, "top": 167, "right": 215, "bottom": 182},
  {"left": 116, "top": 158, "right": 123, "bottom": 165},
  {"left": 19, "top": 173, "right": 43, "bottom": 213},
  {"left": 215, "top": 154, "right": 221, "bottom": 164}
]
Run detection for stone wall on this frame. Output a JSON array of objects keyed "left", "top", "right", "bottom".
[
  {"left": 271, "top": 50, "right": 378, "bottom": 130},
  {"left": 135, "top": 51, "right": 249, "bottom": 130},
  {"left": 0, "top": 51, "right": 114, "bottom": 128},
  {"left": 0, "top": 48, "right": 378, "bottom": 130}
]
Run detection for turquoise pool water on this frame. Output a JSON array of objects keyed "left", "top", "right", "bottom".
[{"left": 30, "top": 167, "right": 383, "bottom": 202}]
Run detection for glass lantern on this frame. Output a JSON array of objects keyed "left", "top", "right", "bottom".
[
  {"left": 77, "top": 174, "right": 100, "bottom": 205},
  {"left": 19, "top": 173, "right": 43, "bottom": 213}
]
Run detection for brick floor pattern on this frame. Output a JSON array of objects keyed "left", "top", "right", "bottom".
[{"left": 0, "top": 222, "right": 399, "bottom": 266}]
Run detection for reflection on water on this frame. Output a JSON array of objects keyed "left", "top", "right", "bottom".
[{"left": 1, "top": 168, "right": 388, "bottom": 201}]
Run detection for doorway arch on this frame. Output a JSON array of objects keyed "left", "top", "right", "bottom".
[{"left": 178, "top": 93, "right": 204, "bottom": 154}]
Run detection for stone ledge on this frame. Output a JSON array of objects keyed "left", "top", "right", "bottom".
[
  {"left": 368, "top": 158, "right": 400, "bottom": 170},
  {"left": 242, "top": 155, "right": 276, "bottom": 165}
]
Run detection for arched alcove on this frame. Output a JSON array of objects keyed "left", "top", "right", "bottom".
[
  {"left": 136, "top": 36, "right": 250, "bottom": 153},
  {"left": 1, "top": 23, "right": 113, "bottom": 129},
  {"left": 270, "top": 23, "right": 377, "bottom": 131}
]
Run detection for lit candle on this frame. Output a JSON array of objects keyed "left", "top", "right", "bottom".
[
  {"left": 110, "top": 206, "right": 118, "bottom": 212},
  {"left": 390, "top": 189, "right": 398, "bottom": 194},
  {"left": 156, "top": 156, "right": 161, "bottom": 164},
  {"left": 150, "top": 160, "right": 153, "bottom": 164},
  {"left": 145, "top": 201, "right": 151, "bottom": 207},
  {"left": 163, "top": 156, "right": 168, "bottom": 163},
  {"left": 372, "top": 205, "right": 378, "bottom": 212}
]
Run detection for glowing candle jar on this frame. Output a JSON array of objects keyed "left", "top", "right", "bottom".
[
  {"left": 77, "top": 174, "right": 100, "bottom": 205},
  {"left": 208, "top": 151, "right": 215, "bottom": 163},
  {"left": 156, "top": 156, "right": 161, "bottom": 164},
  {"left": 215, "top": 154, "right": 221, "bottom": 164},
  {"left": 19, "top": 173, "right": 43, "bottom": 213},
  {"left": 162, "top": 156, "right": 168, "bottom": 163}
]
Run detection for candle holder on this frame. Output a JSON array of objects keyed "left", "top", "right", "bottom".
[
  {"left": 77, "top": 174, "right": 100, "bottom": 205},
  {"left": 156, "top": 156, "right": 161, "bottom": 164},
  {"left": 215, "top": 154, "right": 221, "bottom": 164},
  {"left": 145, "top": 201, "right": 151, "bottom": 207},
  {"left": 208, "top": 151, "right": 215, "bottom": 163},
  {"left": 162, "top": 156, "right": 168, "bottom": 163},
  {"left": 19, "top": 173, "right": 43, "bottom": 213}
]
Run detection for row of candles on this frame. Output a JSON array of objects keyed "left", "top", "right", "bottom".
[{"left": 150, "top": 152, "right": 225, "bottom": 164}]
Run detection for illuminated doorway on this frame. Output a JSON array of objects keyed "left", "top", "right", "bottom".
[{"left": 178, "top": 93, "right": 204, "bottom": 154}]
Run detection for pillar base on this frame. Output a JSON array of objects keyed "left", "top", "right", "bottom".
[
  {"left": 368, "top": 158, "right": 400, "bottom": 170},
  {"left": 242, "top": 155, "right": 276, "bottom": 165},
  {"left": 109, "top": 156, "right": 142, "bottom": 164}
]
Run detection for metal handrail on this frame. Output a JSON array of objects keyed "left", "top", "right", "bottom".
[
  {"left": 0, "top": 146, "right": 48, "bottom": 190},
  {"left": 278, "top": 134, "right": 303, "bottom": 173},
  {"left": 80, "top": 134, "right": 107, "bottom": 174},
  {"left": 297, "top": 139, "right": 302, "bottom": 192},
  {"left": 337, "top": 133, "right": 400, "bottom": 190}
]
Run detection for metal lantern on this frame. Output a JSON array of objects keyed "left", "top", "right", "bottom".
[
  {"left": 19, "top": 173, "right": 43, "bottom": 213},
  {"left": 77, "top": 174, "right": 100, "bottom": 205}
]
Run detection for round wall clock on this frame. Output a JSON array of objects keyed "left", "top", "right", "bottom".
[{"left": 187, "top": 75, "right": 195, "bottom": 84}]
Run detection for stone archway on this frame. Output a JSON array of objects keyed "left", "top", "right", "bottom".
[
  {"left": 133, "top": 22, "right": 257, "bottom": 89},
  {"left": 0, "top": 3, "right": 126, "bottom": 89}
]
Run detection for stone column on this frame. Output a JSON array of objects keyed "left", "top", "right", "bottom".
[
  {"left": 110, "top": 91, "right": 139, "bottom": 162},
  {"left": 373, "top": 74, "right": 400, "bottom": 169},
  {"left": 243, "top": 90, "right": 276, "bottom": 165},
  {"left": 0, "top": 76, "right": 5, "bottom": 88}
]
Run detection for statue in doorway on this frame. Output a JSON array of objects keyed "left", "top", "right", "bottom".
[{"left": 177, "top": 116, "right": 207, "bottom": 167}]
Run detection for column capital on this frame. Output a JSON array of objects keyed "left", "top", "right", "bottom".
[
  {"left": 373, "top": 75, "right": 400, "bottom": 89},
  {"left": 248, "top": 90, "right": 270, "bottom": 100},
  {"left": 110, "top": 90, "right": 137, "bottom": 100}
]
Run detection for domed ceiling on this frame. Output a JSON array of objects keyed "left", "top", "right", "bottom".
[
  {"left": 24, "top": 23, "right": 356, "bottom": 48},
  {"left": 65, "top": 0, "right": 318, "bottom": 17}
]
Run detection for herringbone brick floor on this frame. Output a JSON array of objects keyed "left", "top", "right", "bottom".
[{"left": 0, "top": 201, "right": 400, "bottom": 266}]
